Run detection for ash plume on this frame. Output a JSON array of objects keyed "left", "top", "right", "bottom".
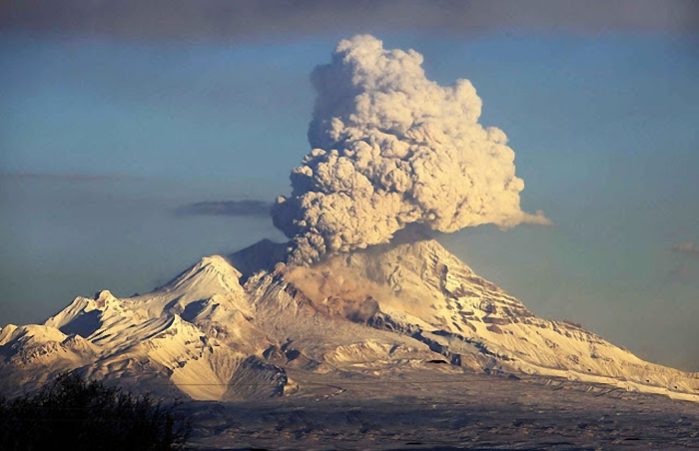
[{"left": 273, "top": 35, "right": 548, "bottom": 264}]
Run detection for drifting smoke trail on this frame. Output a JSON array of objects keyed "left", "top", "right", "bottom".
[{"left": 273, "top": 35, "right": 548, "bottom": 264}]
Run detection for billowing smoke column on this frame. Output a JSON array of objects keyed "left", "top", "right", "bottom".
[{"left": 273, "top": 35, "right": 548, "bottom": 265}]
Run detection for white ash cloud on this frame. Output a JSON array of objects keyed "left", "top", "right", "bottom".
[{"left": 273, "top": 35, "right": 548, "bottom": 264}]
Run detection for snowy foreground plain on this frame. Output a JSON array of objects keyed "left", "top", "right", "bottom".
[
  {"left": 182, "top": 370, "right": 699, "bottom": 449},
  {"left": 2, "top": 236, "right": 699, "bottom": 448}
]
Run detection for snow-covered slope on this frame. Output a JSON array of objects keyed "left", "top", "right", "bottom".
[
  {"left": 273, "top": 239, "right": 699, "bottom": 401},
  {"left": 1, "top": 256, "right": 283, "bottom": 400},
  {"left": 2, "top": 238, "right": 698, "bottom": 402}
]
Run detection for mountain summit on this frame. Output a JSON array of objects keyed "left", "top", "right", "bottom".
[{"left": 1, "top": 238, "right": 698, "bottom": 402}]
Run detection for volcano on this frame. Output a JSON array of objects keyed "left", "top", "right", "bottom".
[{"left": 1, "top": 237, "right": 697, "bottom": 404}]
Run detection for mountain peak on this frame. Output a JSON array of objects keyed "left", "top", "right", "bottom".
[
  {"left": 199, "top": 255, "right": 238, "bottom": 272},
  {"left": 94, "top": 290, "right": 121, "bottom": 308},
  {"left": 228, "top": 239, "right": 289, "bottom": 281},
  {"left": 2, "top": 238, "right": 699, "bottom": 402},
  {"left": 95, "top": 289, "right": 115, "bottom": 301},
  {"left": 161, "top": 254, "right": 244, "bottom": 296}
]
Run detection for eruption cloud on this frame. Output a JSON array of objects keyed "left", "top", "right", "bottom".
[{"left": 273, "top": 35, "right": 548, "bottom": 264}]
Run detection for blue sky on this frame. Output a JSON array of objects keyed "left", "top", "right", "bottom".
[{"left": 1, "top": 21, "right": 698, "bottom": 369}]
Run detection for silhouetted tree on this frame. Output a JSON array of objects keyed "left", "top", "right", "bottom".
[{"left": 0, "top": 374, "right": 189, "bottom": 450}]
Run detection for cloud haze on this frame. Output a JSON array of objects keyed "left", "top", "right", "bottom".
[
  {"left": 273, "top": 35, "right": 548, "bottom": 264},
  {"left": 0, "top": 172, "right": 128, "bottom": 182},
  {"left": 175, "top": 200, "right": 272, "bottom": 217},
  {"left": 673, "top": 240, "right": 699, "bottom": 256},
  {"left": 2, "top": 0, "right": 697, "bottom": 40}
]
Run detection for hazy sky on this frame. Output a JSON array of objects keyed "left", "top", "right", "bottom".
[{"left": 1, "top": 1, "right": 698, "bottom": 370}]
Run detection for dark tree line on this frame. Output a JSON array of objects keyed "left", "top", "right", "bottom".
[{"left": 0, "top": 374, "right": 189, "bottom": 450}]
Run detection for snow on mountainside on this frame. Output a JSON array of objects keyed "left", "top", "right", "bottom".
[{"left": 1, "top": 238, "right": 698, "bottom": 402}]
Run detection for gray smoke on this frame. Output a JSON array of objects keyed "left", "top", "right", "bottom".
[{"left": 273, "top": 35, "right": 548, "bottom": 264}]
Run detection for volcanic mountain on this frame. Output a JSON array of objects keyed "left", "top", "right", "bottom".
[{"left": 1, "top": 237, "right": 698, "bottom": 402}]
